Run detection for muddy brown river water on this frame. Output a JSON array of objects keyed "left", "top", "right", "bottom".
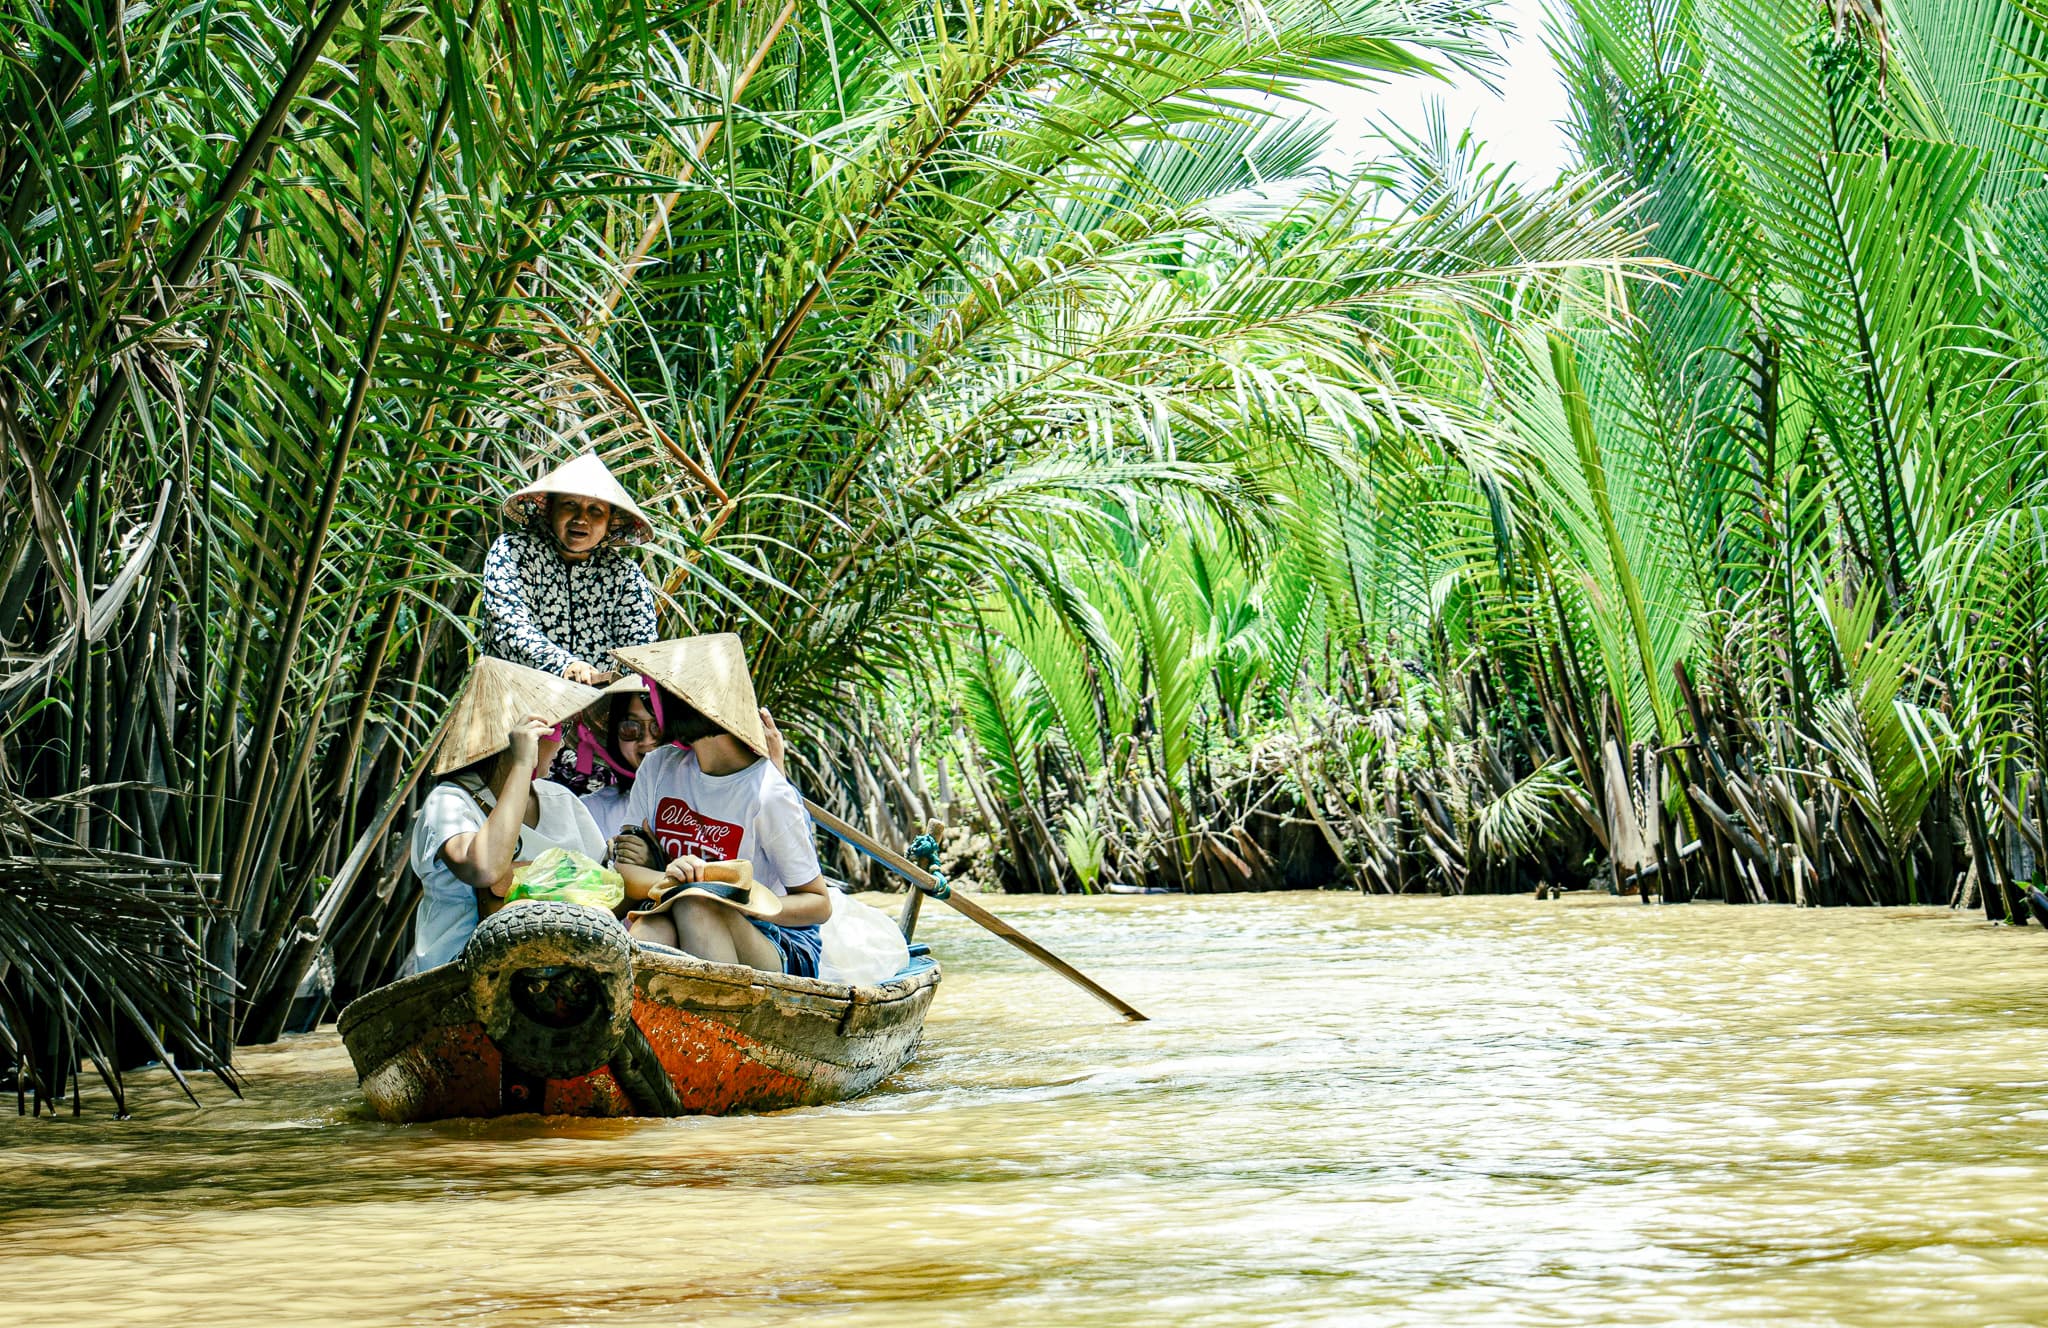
[{"left": 6, "top": 893, "right": 2048, "bottom": 1326}]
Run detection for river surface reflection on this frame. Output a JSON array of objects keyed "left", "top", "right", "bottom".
[{"left": 6, "top": 894, "right": 2048, "bottom": 1325}]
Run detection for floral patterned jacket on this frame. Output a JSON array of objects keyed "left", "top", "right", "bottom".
[{"left": 478, "top": 529, "right": 657, "bottom": 675}]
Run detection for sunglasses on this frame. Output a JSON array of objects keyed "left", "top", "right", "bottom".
[{"left": 616, "top": 719, "right": 655, "bottom": 741}]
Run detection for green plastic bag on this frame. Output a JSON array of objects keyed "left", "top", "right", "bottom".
[{"left": 506, "top": 847, "right": 625, "bottom": 911}]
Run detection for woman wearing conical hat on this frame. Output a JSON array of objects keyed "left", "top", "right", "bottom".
[
  {"left": 607, "top": 635, "right": 831, "bottom": 978},
  {"left": 406, "top": 658, "right": 608, "bottom": 974},
  {"left": 479, "top": 450, "right": 658, "bottom": 689}
]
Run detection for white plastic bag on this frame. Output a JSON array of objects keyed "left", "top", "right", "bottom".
[{"left": 817, "top": 886, "right": 910, "bottom": 985}]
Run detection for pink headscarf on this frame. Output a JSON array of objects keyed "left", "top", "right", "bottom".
[{"left": 569, "top": 674, "right": 673, "bottom": 782}]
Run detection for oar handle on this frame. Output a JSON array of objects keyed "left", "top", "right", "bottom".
[{"left": 805, "top": 799, "right": 1148, "bottom": 1022}]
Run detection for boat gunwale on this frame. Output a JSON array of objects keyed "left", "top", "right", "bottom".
[
  {"left": 633, "top": 944, "right": 939, "bottom": 1006},
  {"left": 337, "top": 942, "right": 939, "bottom": 1043}
]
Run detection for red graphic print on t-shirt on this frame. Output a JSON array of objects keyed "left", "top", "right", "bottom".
[{"left": 653, "top": 796, "right": 745, "bottom": 863}]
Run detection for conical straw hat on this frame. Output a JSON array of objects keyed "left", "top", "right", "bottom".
[
  {"left": 434, "top": 657, "right": 606, "bottom": 776},
  {"left": 612, "top": 634, "right": 769, "bottom": 757},
  {"left": 501, "top": 451, "right": 653, "bottom": 545}
]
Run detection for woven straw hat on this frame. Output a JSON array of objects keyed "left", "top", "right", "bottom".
[
  {"left": 434, "top": 657, "right": 605, "bottom": 777},
  {"left": 611, "top": 634, "right": 768, "bottom": 757},
  {"left": 627, "top": 859, "right": 783, "bottom": 921},
  {"left": 501, "top": 451, "right": 653, "bottom": 545}
]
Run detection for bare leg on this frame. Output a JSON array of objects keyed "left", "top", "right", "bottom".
[
  {"left": 666, "top": 897, "right": 739, "bottom": 964},
  {"left": 632, "top": 899, "right": 784, "bottom": 971},
  {"left": 628, "top": 914, "right": 679, "bottom": 947},
  {"left": 720, "top": 911, "right": 785, "bottom": 972}
]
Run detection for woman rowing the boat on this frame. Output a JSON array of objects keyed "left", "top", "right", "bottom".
[
  {"left": 479, "top": 450, "right": 660, "bottom": 792},
  {"left": 406, "top": 658, "right": 607, "bottom": 973},
  {"left": 480, "top": 449, "right": 658, "bottom": 684},
  {"left": 608, "top": 635, "right": 831, "bottom": 977}
]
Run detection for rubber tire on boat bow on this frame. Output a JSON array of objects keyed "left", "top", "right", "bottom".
[{"left": 462, "top": 901, "right": 634, "bottom": 1079}]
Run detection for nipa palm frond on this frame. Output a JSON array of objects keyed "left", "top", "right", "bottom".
[{"left": 1473, "top": 761, "right": 1580, "bottom": 863}]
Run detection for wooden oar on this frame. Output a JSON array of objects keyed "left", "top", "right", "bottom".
[{"left": 805, "top": 799, "right": 1148, "bottom": 1022}]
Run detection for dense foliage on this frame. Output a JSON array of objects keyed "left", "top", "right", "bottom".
[{"left": 913, "top": 0, "right": 2048, "bottom": 913}]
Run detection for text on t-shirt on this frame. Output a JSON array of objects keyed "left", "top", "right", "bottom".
[{"left": 655, "top": 795, "right": 746, "bottom": 862}]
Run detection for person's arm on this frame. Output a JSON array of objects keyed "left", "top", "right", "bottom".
[
  {"left": 774, "top": 876, "right": 832, "bottom": 927},
  {"left": 438, "top": 715, "right": 547, "bottom": 895},
  {"left": 755, "top": 776, "right": 829, "bottom": 924},
  {"left": 622, "top": 851, "right": 716, "bottom": 902},
  {"left": 617, "top": 860, "right": 668, "bottom": 902},
  {"left": 481, "top": 534, "right": 583, "bottom": 676},
  {"left": 410, "top": 786, "right": 484, "bottom": 893},
  {"left": 608, "top": 748, "right": 665, "bottom": 873},
  {"left": 760, "top": 707, "right": 789, "bottom": 779}
]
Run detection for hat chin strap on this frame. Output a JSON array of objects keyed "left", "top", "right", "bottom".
[{"left": 572, "top": 720, "right": 636, "bottom": 780}]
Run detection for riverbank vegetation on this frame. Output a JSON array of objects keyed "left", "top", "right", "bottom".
[
  {"left": 859, "top": 0, "right": 2048, "bottom": 912},
  {"left": 4, "top": 0, "right": 2048, "bottom": 1105}
]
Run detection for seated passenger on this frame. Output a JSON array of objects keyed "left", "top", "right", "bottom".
[
  {"left": 579, "top": 679, "right": 663, "bottom": 841},
  {"left": 406, "top": 658, "right": 607, "bottom": 973},
  {"left": 609, "top": 635, "right": 831, "bottom": 977}
]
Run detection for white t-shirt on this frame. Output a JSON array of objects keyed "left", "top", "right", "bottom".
[
  {"left": 621, "top": 746, "right": 821, "bottom": 896},
  {"left": 581, "top": 783, "right": 632, "bottom": 841},
  {"left": 407, "top": 778, "right": 606, "bottom": 972}
]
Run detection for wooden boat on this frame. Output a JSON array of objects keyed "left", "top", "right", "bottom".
[{"left": 337, "top": 900, "right": 939, "bottom": 1121}]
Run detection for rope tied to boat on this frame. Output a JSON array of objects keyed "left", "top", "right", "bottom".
[
  {"left": 907, "top": 832, "right": 949, "bottom": 898},
  {"left": 808, "top": 812, "right": 955, "bottom": 898}
]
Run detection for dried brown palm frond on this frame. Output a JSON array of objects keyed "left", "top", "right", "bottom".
[{"left": 0, "top": 787, "right": 236, "bottom": 1115}]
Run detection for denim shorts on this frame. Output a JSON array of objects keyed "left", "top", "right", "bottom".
[{"left": 748, "top": 919, "right": 823, "bottom": 978}]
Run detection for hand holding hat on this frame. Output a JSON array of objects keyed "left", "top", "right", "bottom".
[
  {"left": 630, "top": 857, "right": 781, "bottom": 920},
  {"left": 507, "top": 712, "right": 554, "bottom": 770},
  {"left": 433, "top": 657, "right": 605, "bottom": 777},
  {"left": 663, "top": 853, "right": 712, "bottom": 886}
]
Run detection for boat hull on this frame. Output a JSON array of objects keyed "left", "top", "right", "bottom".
[{"left": 338, "top": 944, "right": 939, "bottom": 1121}]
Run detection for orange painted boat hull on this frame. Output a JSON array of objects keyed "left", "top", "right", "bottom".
[{"left": 338, "top": 945, "right": 940, "bottom": 1121}]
